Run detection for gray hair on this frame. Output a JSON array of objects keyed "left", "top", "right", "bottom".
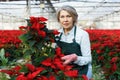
[{"left": 56, "top": 5, "right": 78, "bottom": 25}]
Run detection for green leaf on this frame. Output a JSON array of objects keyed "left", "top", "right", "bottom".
[
  {"left": 10, "top": 76, "right": 16, "bottom": 80},
  {"left": 19, "top": 33, "right": 32, "bottom": 42},
  {"left": 20, "top": 65, "right": 28, "bottom": 73},
  {"left": 65, "top": 77, "right": 71, "bottom": 80},
  {"left": 2, "top": 57, "right": 8, "bottom": 66},
  {"left": 32, "top": 56, "right": 47, "bottom": 66},
  {"left": 23, "top": 49, "right": 33, "bottom": 55},
  {"left": 40, "top": 70, "right": 48, "bottom": 75},
  {"left": 0, "top": 72, "right": 9, "bottom": 80},
  {"left": 47, "top": 48, "right": 55, "bottom": 58},
  {"left": 36, "top": 42, "right": 43, "bottom": 50},
  {"left": 26, "top": 19, "right": 32, "bottom": 26},
  {"left": 0, "top": 48, "right": 5, "bottom": 58},
  {"left": 28, "top": 40, "right": 36, "bottom": 47},
  {"left": 23, "top": 49, "right": 33, "bottom": 59},
  {"left": 0, "top": 48, "right": 8, "bottom": 66}
]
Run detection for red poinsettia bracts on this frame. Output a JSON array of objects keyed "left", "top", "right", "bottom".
[
  {"left": 19, "top": 16, "right": 48, "bottom": 38},
  {"left": 110, "top": 57, "right": 119, "bottom": 64},
  {"left": 30, "top": 16, "right": 47, "bottom": 31},
  {"left": 25, "top": 63, "right": 36, "bottom": 72},
  {"left": 41, "top": 58, "right": 52, "bottom": 67},
  {"left": 38, "top": 30, "right": 46, "bottom": 38},
  {"left": 41, "top": 47, "right": 78, "bottom": 78},
  {"left": 81, "top": 75, "right": 88, "bottom": 80},
  {"left": 16, "top": 75, "right": 28, "bottom": 80},
  {"left": 52, "top": 29, "right": 60, "bottom": 35},
  {"left": 64, "top": 70, "right": 78, "bottom": 78},
  {"left": 0, "top": 65, "right": 22, "bottom": 76}
]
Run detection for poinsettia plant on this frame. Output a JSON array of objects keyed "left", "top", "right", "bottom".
[{"left": 0, "top": 16, "right": 88, "bottom": 80}]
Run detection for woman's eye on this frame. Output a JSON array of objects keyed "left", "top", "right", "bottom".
[
  {"left": 60, "top": 15, "right": 71, "bottom": 18},
  {"left": 67, "top": 15, "right": 71, "bottom": 18},
  {"left": 60, "top": 16, "right": 64, "bottom": 18}
]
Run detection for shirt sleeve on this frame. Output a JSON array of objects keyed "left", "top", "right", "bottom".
[{"left": 74, "top": 31, "right": 92, "bottom": 66}]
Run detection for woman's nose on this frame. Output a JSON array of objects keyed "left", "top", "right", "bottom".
[{"left": 64, "top": 17, "right": 68, "bottom": 21}]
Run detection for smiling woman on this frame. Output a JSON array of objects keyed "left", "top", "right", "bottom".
[{"left": 55, "top": 5, "right": 92, "bottom": 80}]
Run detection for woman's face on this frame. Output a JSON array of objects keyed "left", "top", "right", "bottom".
[{"left": 59, "top": 10, "right": 74, "bottom": 31}]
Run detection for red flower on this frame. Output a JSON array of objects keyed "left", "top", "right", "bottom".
[
  {"left": 12, "top": 65, "right": 21, "bottom": 72},
  {"left": 27, "top": 73, "right": 34, "bottom": 80},
  {"left": 30, "top": 16, "right": 47, "bottom": 23},
  {"left": 41, "top": 58, "right": 52, "bottom": 66},
  {"left": 53, "top": 57, "right": 65, "bottom": 70},
  {"left": 37, "top": 76, "right": 48, "bottom": 80},
  {"left": 0, "top": 44, "right": 4, "bottom": 48},
  {"left": 55, "top": 47, "right": 64, "bottom": 57},
  {"left": 64, "top": 70, "right": 78, "bottom": 78},
  {"left": 110, "top": 57, "right": 119, "bottom": 64},
  {"left": 5, "top": 52, "right": 11, "bottom": 57},
  {"left": 38, "top": 16, "right": 47, "bottom": 22},
  {"left": 52, "top": 30, "right": 60, "bottom": 35},
  {"left": 16, "top": 75, "right": 28, "bottom": 80},
  {"left": 36, "top": 67, "right": 45, "bottom": 71},
  {"left": 39, "top": 23, "right": 45, "bottom": 29},
  {"left": 30, "top": 16, "right": 47, "bottom": 31},
  {"left": 109, "top": 52, "right": 116, "bottom": 56},
  {"left": 96, "top": 50, "right": 102, "bottom": 54},
  {"left": 0, "top": 70, "right": 14, "bottom": 76},
  {"left": 38, "top": 30, "right": 46, "bottom": 38},
  {"left": 25, "top": 63, "right": 35, "bottom": 72},
  {"left": 110, "top": 63, "right": 117, "bottom": 73},
  {"left": 27, "top": 68, "right": 45, "bottom": 79},
  {"left": 98, "top": 56, "right": 104, "bottom": 61},
  {"left": 81, "top": 75, "right": 88, "bottom": 80},
  {"left": 0, "top": 66, "right": 22, "bottom": 76},
  {"left": 50, "top": 38, "right": 55, "bottom": 42},
  {"left": 1, "top": 38, "right": 7, "bottom": 44},
  {"left": 31, "top": 22, "right": 44, "bottom": 31},
  {"left": 30, "top": 16, "right": 37, "bottom": 23},
  {"left": 48, "top": 75, "right": 56, "bottom": 80}
]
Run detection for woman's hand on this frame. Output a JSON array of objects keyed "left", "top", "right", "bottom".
[{"left": 61, "top": 54, "right": 77, "bottom": 65}]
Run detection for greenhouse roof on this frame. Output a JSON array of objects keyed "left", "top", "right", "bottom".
[{"left": 0, "top": 0, "right": 120, "bottom": 22}]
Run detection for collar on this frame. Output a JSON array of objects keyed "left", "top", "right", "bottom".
[{"left": 59, "top": 26, "right": 75, "bottom": 35}]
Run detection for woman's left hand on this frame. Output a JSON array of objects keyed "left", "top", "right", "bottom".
[{"left": 61, "top": 54, "right": 77, "bottom": 65}]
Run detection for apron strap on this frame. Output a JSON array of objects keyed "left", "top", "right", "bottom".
[
  {"left": 58, "top": 33, "right": 63, "bottom": 41},
  {"left": 73, "top": 26, "right": 76, "bottom": 42},
  {"left": 56, "top": 26, "right": 77, "bottom": 42},
  {"left": 55, "top": 32, "right": 62, "bottom": 41}
]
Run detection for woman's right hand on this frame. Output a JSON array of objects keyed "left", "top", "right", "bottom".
[{"left": 61, "top": 54, "right": 77, "bottom": 65}]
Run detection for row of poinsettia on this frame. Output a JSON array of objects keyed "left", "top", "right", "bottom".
[
  {"left": 0, "top": 29, "right": 120, "bottom": 79},
  {"left": 87, "top": 30, "right": 120, "bottom": 79},
  {"left": 0, "top": 30, "right": 22, "bottom": 48}
]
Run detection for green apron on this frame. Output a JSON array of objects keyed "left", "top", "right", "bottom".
[{"left": 55, "top": 26, "right": 88, "bottom": 75}]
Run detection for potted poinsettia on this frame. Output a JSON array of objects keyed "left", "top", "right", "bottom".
[{"left": 0, "top": 16, "right": 88, "bottom": 80}]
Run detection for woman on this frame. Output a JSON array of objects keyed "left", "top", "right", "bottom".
[{"left": 55, "top": 5, "right": 92, "bottom": 79}]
